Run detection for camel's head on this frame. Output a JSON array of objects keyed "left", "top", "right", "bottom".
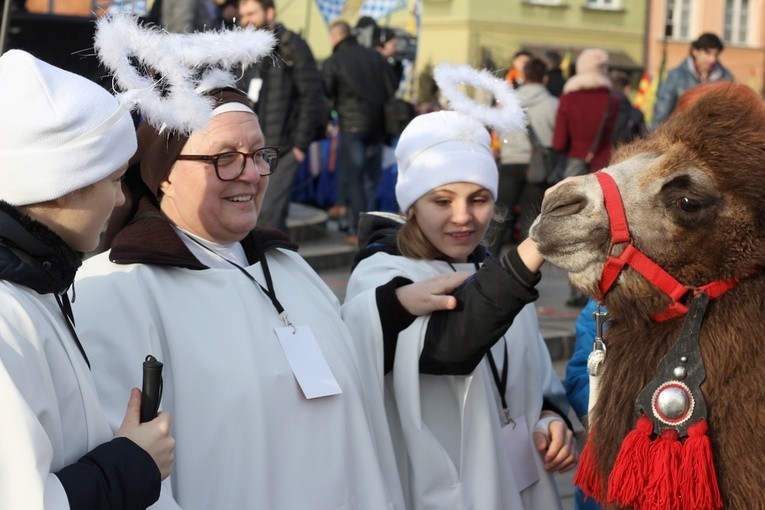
[{"left": 531, "top": 84, "right": 765, "bottom": 319}]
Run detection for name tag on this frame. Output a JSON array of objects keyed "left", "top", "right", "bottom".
[
  {"left": 275, "top": 325, "right": 342, "bottom": 399},
  {"left": 501, "top": 415, "right": 541, "bottom": 492}
]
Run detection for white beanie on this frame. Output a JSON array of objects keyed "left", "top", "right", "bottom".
[
  {"left": 395, "top": 110, "right": 498, "bottom": 213},
  {"left": 0, "top": 50, "right": 137, "bottom": 206}
]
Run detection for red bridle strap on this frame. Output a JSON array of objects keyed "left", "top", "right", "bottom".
[{"left": 594, "top": 171, "right": 746, "bottom": 322}]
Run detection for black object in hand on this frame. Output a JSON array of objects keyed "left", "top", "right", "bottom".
[{"left": 140, "top": 355, "right": 164, "bottom": 423}]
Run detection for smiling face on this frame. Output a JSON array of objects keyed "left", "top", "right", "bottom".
[
  {"left": 411, "top": 182, "right": 494, "bottom": 263},
  {"left": 159, "top": 111, "right": 268, "bottom": 244}
]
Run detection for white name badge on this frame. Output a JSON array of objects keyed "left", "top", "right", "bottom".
[
  {"left": 501, "top": 415, "right": 541, "bottom": 492},
  {"left": 275, "top": 325, "right": 342, "bottom": 399},
  {"left": 246, "top": 77, "right": 263, "bottom": 103}
]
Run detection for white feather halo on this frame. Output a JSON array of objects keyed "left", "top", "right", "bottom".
[
  {"left": 433, "top": 63, "right": 526, "bottom": 134},
  {"left": 94, "top": 14, "right": 276, "bottom": 134}
]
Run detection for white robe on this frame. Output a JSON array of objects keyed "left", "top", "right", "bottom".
[
  {"left": 342, "top": 252, "right": 565, "bottom": 510},
  {"left": 0, "top": 281, "right": 178, "bottom": 510},
  {"left": 73, "top": 248, "right": 404, "bottom": 510}
]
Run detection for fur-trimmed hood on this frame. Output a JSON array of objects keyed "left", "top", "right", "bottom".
[
  {"left": 563, "top": 48, "right": 612, "bottom": 94},
  {"left": 0, "top": 200, "right": 82, "bottom": 294}
]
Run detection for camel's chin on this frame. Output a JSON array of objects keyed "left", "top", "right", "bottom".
[
  {"left": 536, "top": 239, "right": 596, "bottom": 267},
  {"left": 543, "top": 251, "right": 603, "bottom": 286}
]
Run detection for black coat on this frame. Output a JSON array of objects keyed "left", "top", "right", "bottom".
[
  {"left": 322, "top": 36, "right": 396, "bottom": 140},
  {"left": 237, "top": 24, "right": 327, "bottom": 153}
]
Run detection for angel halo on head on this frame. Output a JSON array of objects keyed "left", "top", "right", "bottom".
[
  {"left": 433, "top": 62, "right": 526, "bottom": 135},
  {"left": 94, "top": 13, "right": 275, "bottom": 135}
]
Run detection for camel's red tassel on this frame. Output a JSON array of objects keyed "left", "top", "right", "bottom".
[
  {"left": 607, "top": 414, "right": 653, "bottom": 507},
  {"left": 643, "top": 428, "right": 682, "bottom": 510},
  {"left": 680, "top": 419, "right": 723, "bottom": 510},
  {"left": 573, "top": 430, "right": 604, "bottom": 503}
]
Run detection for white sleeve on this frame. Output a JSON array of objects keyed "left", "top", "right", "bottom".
[{"left": 0, "top": 353, "right": 68, "bottom": 510}]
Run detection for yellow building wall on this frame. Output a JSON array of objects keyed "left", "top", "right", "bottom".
[{"left": 280, "top": 0, "right": 646, "bottom": 102}]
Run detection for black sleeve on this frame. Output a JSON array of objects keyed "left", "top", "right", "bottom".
[
  {"left": 375, "top": 276, "right": 416, "bottom": 374},
  {"left": 290, "top": 33, "right": 328, "bottom": 152},
  {"left": 419, "top": 248, "right": 541, "bottom": 375},
  {"left": 542, "top": 397, "right": 574, "bottom": 431},
  {"left": 55, "top": 437, "right": 161, "bottom": 510}
]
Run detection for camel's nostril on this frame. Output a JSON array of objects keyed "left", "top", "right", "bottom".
[{"left": 543, "top": 195, "right": 588, "bottom": 217}]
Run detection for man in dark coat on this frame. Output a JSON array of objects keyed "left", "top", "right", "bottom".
[
  {"left": 237, "top": 0, "right": 327, "bottom": 233},
  {"left": 322, "top": 20, "right": 396, "bottom": 245}
]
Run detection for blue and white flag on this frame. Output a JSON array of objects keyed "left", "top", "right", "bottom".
[
  {"left": 315, "top": 0, "right": 346, "bottom": 23},
  {"left": 359, "top": 0, "right": 407, "bottom": 19}
]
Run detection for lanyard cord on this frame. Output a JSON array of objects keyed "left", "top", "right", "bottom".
[
  {"left": 2, "top": 243, "right": 91, "bottom": 368},
  {"left": 446, "top": 260, "right": 510, "bottom": 415},
  {"left": 183, "top": 232, "right": 289, "bottom": 322},
  {"left": 55, "top": 291, "right": 91, "bottom": 369},
  {"left": 486, "top": 339, "right": 510, "bottom": 415}
]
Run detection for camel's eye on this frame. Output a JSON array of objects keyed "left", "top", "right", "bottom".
[{"left": 677, "top": 196, "right": 702, "bottom": 213}]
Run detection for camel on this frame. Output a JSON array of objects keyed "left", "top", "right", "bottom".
[{"left": 530, "top": 83, "right": 765, "bottom": 509}]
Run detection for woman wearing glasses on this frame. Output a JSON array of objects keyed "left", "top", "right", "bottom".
[{"left": 73, "top": 87, "right": 463, "bottom": 509}]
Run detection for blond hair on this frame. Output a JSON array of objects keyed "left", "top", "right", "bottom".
[{"left": 396, "top": 211, "right": 443, "bottom": 260}]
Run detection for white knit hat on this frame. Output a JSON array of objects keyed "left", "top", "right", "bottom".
[
  {"left": 395, "top": 110, "right": 498, "bottom": 213},
  {"left": 0, "top": 50, "right": 137, "bottom": 206}
]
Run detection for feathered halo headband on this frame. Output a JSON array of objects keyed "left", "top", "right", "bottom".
[
  {"left": 433, "top": 62, "right": 525, "bottom": 134},
  {"left": 94, "top": 14, "right": 276, "bottom": 135}
]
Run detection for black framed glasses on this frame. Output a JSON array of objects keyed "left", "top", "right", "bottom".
[{"left": 176, "top": 147, "right": 281, "bottom": 180}]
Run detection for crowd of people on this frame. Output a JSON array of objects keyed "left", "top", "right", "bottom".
[{"left": 0, "top": 6, "right": 745, "bottom": 509}]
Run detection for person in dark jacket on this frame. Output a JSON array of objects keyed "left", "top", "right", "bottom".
[
  {"left": 609, "top": 70, "right": 648, "bottom": 146},
  {"left": 322, "top": 20, "right": 396, "bottom": 245},
  {"left": 544, "top": 49, "right": 565, "bottom": 98},
  {"left": 237, "top": 0, "right": 327, "bottom": 233},
  {"left": 0, "top": 49, "right": 176, "bottom": 510}
]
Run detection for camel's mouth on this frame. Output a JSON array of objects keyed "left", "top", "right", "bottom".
[{"left": 535, "top": 237, "right": 590, "bottom": 258}]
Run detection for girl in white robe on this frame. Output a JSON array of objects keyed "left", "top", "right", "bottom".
[
  {"left": 342, "top": 111, "right": 578, "bottom": 510},
  {"left": 0, "top": 50, "right": 176, "bottom": 510}
]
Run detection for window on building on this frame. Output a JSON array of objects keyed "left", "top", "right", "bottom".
[
  {"left": 724, "top": 0, "right": 750, "bottom": 45},
  {"left": 665, "top": 0, "right": 692, "bottom": 40},
  {"left": 524, "top": 0, "right": 564, "bottom": 5},
  {"left": 585, "top": 0, "right": 620, "bottom": 8}
]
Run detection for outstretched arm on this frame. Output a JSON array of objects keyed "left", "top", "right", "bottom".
[{"left": 419, "top": 238, "right": 543, "bottom": 375}]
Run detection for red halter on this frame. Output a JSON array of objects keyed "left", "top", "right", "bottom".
[{"left": 595, "top": 171, "right": 746, "bottom": 322}]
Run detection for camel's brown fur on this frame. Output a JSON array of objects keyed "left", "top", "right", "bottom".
[{"left": 533, "top": 84, "right": 765, "bottom": 508}]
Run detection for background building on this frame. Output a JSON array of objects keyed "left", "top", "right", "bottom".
[
  {"left": 645, "top": 0, "right": 765, "bottom": 96},
  {"left": 8, "top": 0, "right": 764, "bottom": 102}
]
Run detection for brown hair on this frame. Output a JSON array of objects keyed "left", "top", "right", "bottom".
[
  {"left": 396, "top": 210, "right": 443, "bottom": 260},
  {"left": 523, "top": 57, "right": 548, "bottom": 84}
]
